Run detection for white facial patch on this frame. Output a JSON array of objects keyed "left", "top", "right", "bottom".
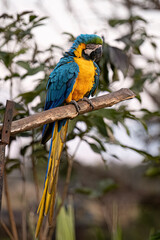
[{"left": 84, "top": 44, "right": 102, "bottom": 56}]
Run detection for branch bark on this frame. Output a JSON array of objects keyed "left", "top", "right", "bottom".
[{"left": 0, "top": 88, "right": 136, "bottom": 136}]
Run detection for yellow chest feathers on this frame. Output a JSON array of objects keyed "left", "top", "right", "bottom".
[{"left": 66, "top": 57, "right": 96, "bottom": 102}]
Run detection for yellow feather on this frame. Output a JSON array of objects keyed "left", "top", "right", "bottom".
[
  {"left": 74, "top": 43, "right": 86, "bottom": 58},
  {"left": 49, "top": 170, "right": 59, "bottom": 224},
  {"left": 35, "top": 177, "right": 48, "bottom": 237},
  {"left": 66, "top": 57, "right": 96, "bottom": 103},
  {"left": 44, "top": 192, "right": 51, "bottom": 216},
  {"left": 35, "top": 121, "right": 68, "bottom": 238}
]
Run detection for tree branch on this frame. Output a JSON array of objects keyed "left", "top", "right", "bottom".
[{"left": 0, "top": 88, "right": 135, "bottom": 135}]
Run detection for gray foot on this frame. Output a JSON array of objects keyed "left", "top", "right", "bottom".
[
  {"left": 81, "top": 97, "right": 94, "bottom": 110},
  {"left": 69, "top": 100, "right": 81, "bottom": 113}
]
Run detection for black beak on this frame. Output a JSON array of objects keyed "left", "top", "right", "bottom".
[{"left": 90, "top": 46, "right": 102, "bottom": 62}]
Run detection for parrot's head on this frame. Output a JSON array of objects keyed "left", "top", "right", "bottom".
[{"left": 68, "top": 34, "right": 103, "bottom": 62}]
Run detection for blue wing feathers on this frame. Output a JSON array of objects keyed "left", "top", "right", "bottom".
[
  {"left": 42, "top": 50, "right": 100, "bottom": 142},
  {"left": 42, "top": 57, "right": 79, "bottom": 142},
  {"left": 45, "top": 60, "right": 79, "bottom": 108}
]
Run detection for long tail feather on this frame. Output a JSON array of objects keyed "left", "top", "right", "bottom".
[
  {"left": 35, "top": 120, "right": 68, "bottom": 238},
  {"left": 49, "top": 169, "right": 59, "bottom": 224}
]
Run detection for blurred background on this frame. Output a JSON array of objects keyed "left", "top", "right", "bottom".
[{"left": 0, "top": 0, "right": 160, "bottom": 239}]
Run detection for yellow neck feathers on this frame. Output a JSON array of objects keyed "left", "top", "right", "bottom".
[{"left": 74, "top": 43, "right": 86, "bottom": 58}]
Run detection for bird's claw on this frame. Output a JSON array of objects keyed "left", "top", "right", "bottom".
[
  {"left": 81, "top": 97, "right": 94, "bottom": 110},
  {"left": 69, "top": 100, "right": 81, "bottom": 113}
]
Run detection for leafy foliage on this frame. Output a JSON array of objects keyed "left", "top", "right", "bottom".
[{"left": 76, "top": 178, "right": 117, "bottom": 198}]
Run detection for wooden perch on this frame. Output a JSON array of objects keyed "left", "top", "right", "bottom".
[
  {"left": 0, "top": 88, "right": 136, "bottom": 136},
  {"left": 0, "top": 101, "right": 14, "bottom": 211}
]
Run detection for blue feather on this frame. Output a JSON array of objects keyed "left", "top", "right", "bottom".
[{"left": 42, "top": 59, "right": 79, "bottom": 139}]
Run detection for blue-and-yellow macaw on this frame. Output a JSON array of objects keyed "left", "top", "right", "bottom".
[{"left": 35, "top": 34, "right": 103, "bottom": 237}]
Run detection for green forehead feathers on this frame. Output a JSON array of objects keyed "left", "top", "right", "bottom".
[
  {"left": 68, "top": 34, "right": 103, "bottom": 55},
  {"left": 85, "top": 36, "right": 103, "bottom": 45}
]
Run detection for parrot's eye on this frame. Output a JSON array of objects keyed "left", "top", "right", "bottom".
[
  {"left": 86, "top": 44, "right": 97, "bottom": 49},
  {"left": 83, "top": 44, "right": 102, "bottom": 62}
]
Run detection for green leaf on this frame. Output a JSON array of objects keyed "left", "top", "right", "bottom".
[
  {"left": 14, "top": 102, "right": 26, "bottom": 112},
  {"left": 133, "top": 46, "right": 141, "bottom": 55},
  {"left": 75, "top": 187, "right": 93, "bottom": 195},
  {"left": 62, "top": 32, "right": 76, "bottom": 42},
  {"left": 120, "top": 121, "right": 131, "bottom": 136},
  {"left": 94, "top": 227, "right": 106, "bottom": 240},
  {"left": 5, "top": 158, "right": 21, "bottom": 173},
  {"left": 109, "top": 15, "right": 147, "bottom": 27},
  {"left": 109, "top": 19, "right": 128, "bottom": 27},
  {"left": 145, "top": 167, "right": 160, "bottom": 177},
  {"left": 29, "top": 15, "right": 37, "bottom": 22},
  {"left": 75, "top": 179, "right": 117, "bottom": 199},
  {"left": 112, "top": 225, "right": 123, "bottom": 240},
  {"left": 68, "top": 118, "right": 78, "bottom": 134},
  {"left": 31, "top": 148, "right": 47, "bottom": 158},
  {"left": 0, "top": 51, "right": 14, "bottom": 67},
  {"left": 88, "top": 115, "right": 108, "bottom": 136},
  {"left": 16, "top": 60, "right": 30, "bottom": 70},
  {"left": 92, "top": 108, "right": 122, "bottom": 124},
  {"left": 88, "top": 135, "right": 106, "bottom": 152},
  {"left": 17, "top": 61, "right": 44, "bottom": 76},
  {"left": 142, "top": 109, "right": 160, "bottom": 121},
  {"left": 24, "top": 65, "right": 44, "bottom": 77},
  {"left": 56, "top": 198, "right": 75, "bottom": 240},
  {"left": 119, "top": 143, "right": 160, "bottom": 162},
  {"left": 0, "top": 13, "right": 13, "bottom": 19},
  {"left": 33, "top": 16, "right": 48, "bottom": 24},
  {"left": 18, "top": 90, "right": 38, "bottom": 104},
  {"left": 14, "top": 48, "right": 28, "bottom": 57},
  {"left": 98, "top": 179, "right": 117, "bottom": 194},
  {"left": 116, "top": 33, "right": 132, "bottom": 45},
  {"left": 131, "top": 15, "right": 147, "bottom": 23},
  {"left": 18, "top": 11, "right": 33, "bottom": 17},
  {"left": 134, "top": 38, "right": 144, "bottom": 48},
  {"left": 0, "top": 49, "right": 27, "bottom": 67},
  {"left": 20, "top": 145, "right": 30, "bottom": 156},
  {"left": 31, "top": 23, "right": 45, "bottom": 29},
  {"left": 88, "top": 143, "right": 101, "bottom": 154},
  {"left": 151, "top": 41, "right": 157, "bottom": 49},
  {"left": 4, "top": 72, "right": 20, "bottom": 80}
]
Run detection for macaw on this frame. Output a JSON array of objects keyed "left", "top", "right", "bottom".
[{"left": 35, "top": 34, "right": 103, "bottom": 237}]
